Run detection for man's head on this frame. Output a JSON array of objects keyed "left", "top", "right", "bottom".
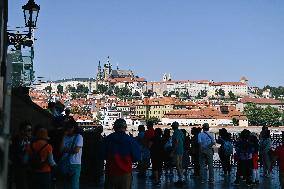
[
  {"left": 154, "top": 128, "right": 163, "bottom": 137},
  {"left": 48, "top": 102, "right": 55, "bottom": 110},
  {"left": 138, "top": 125, "right": 145, "bottom": 132},
  {"left": 146, "top": 120, "right": 154, "bottom": 130},
  {"left": 19, "top": 121, "right": 32, "bottom": 138},
  {"left": 65, "top": 108, "right": 71, "bottom": 116},
  {"left": 113, "top": 118, "right": 127, "bottom": 132},
  {"left": 202, "top": 123, "right": 210, "bottom": 131},
  {"left": 64, "top": 120, "right": 78, "bottom": 136},
  {"left": 171, "top": 121, "right": 179, "bottom": 130}
]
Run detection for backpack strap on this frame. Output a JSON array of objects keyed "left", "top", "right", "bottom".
[
  {"left": 31, "top": 142, "right": 49, "bottom": 155},
  {"left": 67, "top": 134, "right": 78, "bottom": 157},
  {"left": 204, "top": 131, "right": 213, "bottom": 144}
]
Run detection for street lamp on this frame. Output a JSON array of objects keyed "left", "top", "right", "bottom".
[
  {"left": 8, "top": 0, "right": 40, "bottom": 49},
  {"left": 22, "top": 0, "right": 40, "bottom": 33}
]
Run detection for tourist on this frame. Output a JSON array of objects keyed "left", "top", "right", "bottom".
[
  {"left": 162, "top": 128, "right": 173, "bottom": 176},
  {"left": 171, "top": 121, "right": 185, "bottom": 186},
  {"left": 198, "top": 123, "right": 215, "bottom": 184},
  {"left": 143, "top": 120, "right": 155, "bottom": 176},
  {"left": 47, "top": 102, "right": 57, "bottom": 116},
  {"left": 25, "top": 127, "right": 56, "bottom": 189},
  {"left": 136, "top": 125, "right": 147, "bottom": 178},
  {"left": 233, "top": 129, "right": 253, "bottom": 186},
  {"left": 189, "top": 127, "right": 201, "bottom": 177},
  {"left": 274, "top": 133, "right": 284, "bottom": 189},
  {"left": 217, "top": 128, "right": 233, "bottom": 176},
  {"left": 259, "top": 129, "right": 272, "bottom": 177},
  {"left": 150, "top": 128, "right": 164, "bottom": 186},
  {"left": 10, "top": 121, "right": 32, "bottom": 189},
  {"left": 103, "top": 118, "right": 141, "bottom": 189},
  {"left": 63, "top": 108, "right": 75, "bottom": 123},
  {"left": 250, "top": 134, "right": 260, "bottom": 184},
  {"left": 60, "top": 120, "right": 84, "bottom": 189},
  {"left": 181, "top": 129, "right": 191, "bottom": 176}
]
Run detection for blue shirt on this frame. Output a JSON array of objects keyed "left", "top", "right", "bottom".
[
  {"left": 103, "top": 131, "right": 141, "bottom": 175},
  {"left": 172, "top": 129, "right": 184, "bottom": 155},
  {"left": 63, "top": 134, "right": 83, "bottom": 164}
]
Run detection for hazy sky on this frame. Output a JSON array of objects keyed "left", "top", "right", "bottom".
[{"left": 8, "top": 0, "right": 284, "bottom": 87}]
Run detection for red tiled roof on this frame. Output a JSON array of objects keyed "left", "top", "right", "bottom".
[
  {"left": 210, "top": 82, "right": 247, "bottom": 86},
  {"left": 108, "top": 77, "right": 146, "bottom": 83},
  {"left": 164, "top": 107, "right": 247, "bottom": 120},
  {"left": 240, "top": 97, "right": 284, "bottom": 105}
]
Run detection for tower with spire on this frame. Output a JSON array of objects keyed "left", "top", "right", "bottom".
[
  {"left": 96, "top": 61, "right": 103, "bottom": 80},
  {"left": 104, "top": 56, "right": 112, "bottom": 80}
]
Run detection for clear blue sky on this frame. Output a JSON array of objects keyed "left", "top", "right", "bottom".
[{"left": 8, "top": 0, "right": 284, "bottom": 87}]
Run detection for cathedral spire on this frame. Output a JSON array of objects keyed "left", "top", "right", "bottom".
[{"left": 97, "top": 61, "right": 102, "bottom": 80}]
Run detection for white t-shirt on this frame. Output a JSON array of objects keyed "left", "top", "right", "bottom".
[
  {"left": 63, "top": 134, "right": 83, "bottom": 164},
  {"left": 198, "top": 131, "right": 215, "bottom": 149}
]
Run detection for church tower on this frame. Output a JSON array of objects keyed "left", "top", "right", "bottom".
[
  {"left": 163, "top": 73, "right": 168, "bottom": 81},
  {"left": 96, "top": 61, "right": 102, "bottom": 80},
  {"left": 104, "top": 56, "right": 112, "bottom": 80}
]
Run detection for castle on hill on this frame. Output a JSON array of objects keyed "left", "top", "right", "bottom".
[{"left": 96, "top": 56, "right": 134, "bottom": 81}]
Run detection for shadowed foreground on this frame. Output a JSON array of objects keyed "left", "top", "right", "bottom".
[{"left": 56, "top": 167, "right": 281, "bottom": 189}]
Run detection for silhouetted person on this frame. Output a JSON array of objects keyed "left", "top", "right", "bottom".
[
  {"left": 198, "top": 123, "right": 215, "bottom": 184},
  {"left": 150, "top": 128, "right": 164, "bottom": 186},
  {"left": 217, "top": 128, "right": 233, "bottom": 175},
  {"left": 189, "top": 127, "right": 201, "bottom": 177},
  {"left": 103, "top": 118, "right": 141, "bottom": 189},
  {"left": 10, "top": 121, "right": 32, "bottom": 189}
]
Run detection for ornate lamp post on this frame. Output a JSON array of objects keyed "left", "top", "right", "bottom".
[
  {"left": 0, "top": 1, "right": 40, "bottom": 188},
  {"left": 22, "top": 0, "right": 40, "bottom": 35},
  {"left": 8, "top": 0, "right": 40, "bottom": 49}
]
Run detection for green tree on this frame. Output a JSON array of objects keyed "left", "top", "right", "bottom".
[
  {"left": 263, "top": 106, "right": 281, "bottom": 127},
  {"left": 116, "top": 87, "right": 132, "bottom": 99},
  {"left": 96, "top": 112, "right": 103, "bottom": 123},
  {"left": 76, "top": 84, "right": 89, "bottom": 93},
  {"left": 244, "top": 103, "right": 281, "bottom": 126},
  {"left": 163, "top": 90, "right": 168, "bottom": 97},
  {"left": 232, "top": 118, "right": 239, "bottom": 126},
  {"left": 133, "top": 91, "right": 140, "bottom": 97},
  {"left": 168, "top": 91, "right": 179, "bottom": 97},
  {"left": 143, "top": 90, "right": 154, "bottom": 97},
  {"left": 71, "top": 93, "right": 77, "bottom": 99},
  {"left": 179, "top": 91, "right": 189, "bottom": 99},
  {"left": 146, "top": 117, "right": 160, "bottom": 125},
  {"left": 218, "top": 88, "right": 225, "bottom": 97},
  {"left": 244, "top": 103, "right": 264, "bottom": 126},
  {"left": 66, "top": 85, "right": 76, "bottom": 93},
  {"left": 197, "top": 90, "right": 207, "bottom": 98},
  {"left": 45, "top": 86, "right": 52, "bottom": 93},
  {"left": 228, "top": 91, "right": 236, "bottom": 101},
  {"left": 97, "top": 84, "right": 108, "bottom": 94},
  {"left": 105, "top": 89, "right": 113, "bottom": 96},
  {"left": 57, "top": 84, "right": 64, "bottom": 94},
  {"left": 262, "top": 85, "right": 284, "bottom": 99},
  {"left": 215, "top": 89, "right": 219, "bottom": 96}
]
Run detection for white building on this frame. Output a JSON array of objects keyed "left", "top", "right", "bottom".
[
  {"left": 208, "top": 81, "right": 248, "bottom": 97},
  {"left": 161, "top": 107, "right": 248, "bottom": 127},
  {"left": 237, "top": 97, "right": 284, "bottom": 112},
  {"left": 100, "top": 109, "right": 122, "bottom": 127},
  {"left": 34, "top": 78, "right": 97, "bottom": 94}
]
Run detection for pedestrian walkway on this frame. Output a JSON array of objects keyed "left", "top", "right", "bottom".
[{"left": 65, "top": 168, "right": 281, "bottom": 189}]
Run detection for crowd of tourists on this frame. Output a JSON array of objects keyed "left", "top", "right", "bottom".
[{"left": 8, "top": 108, "right": 284, "bottom": 189}]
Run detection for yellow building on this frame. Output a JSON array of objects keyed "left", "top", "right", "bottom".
[{"left": 135, "top": 97, "right": 196, "bottom": 120}]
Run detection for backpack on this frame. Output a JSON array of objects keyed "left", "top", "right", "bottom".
[
  {"left": 29, "top": 143, "right": 48, "bottom": 170},
  {"left": 223, "top": 140, "right": 233, "bottom": 156}
]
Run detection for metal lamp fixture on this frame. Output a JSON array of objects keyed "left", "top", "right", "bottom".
[
  {"left": 8, "top": 0, "right": 40, "bottom": 49},
  {"left": 22, "top": 0, "right": 40, "bottom": 29}
]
